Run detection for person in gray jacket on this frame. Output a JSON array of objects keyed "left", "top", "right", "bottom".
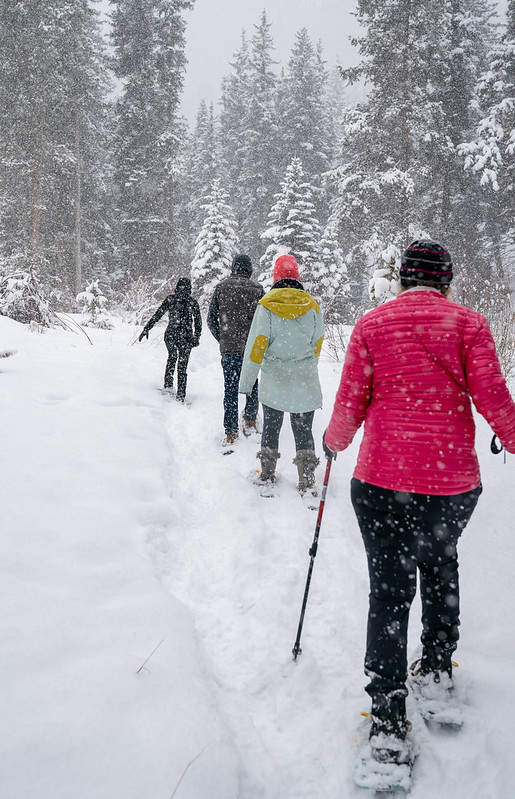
[
  {"left": 239, "top": 254, "right": 324, "bottom": 493},
  {"left": 207, "top": 254, "right": 264, "bottom": 446}
]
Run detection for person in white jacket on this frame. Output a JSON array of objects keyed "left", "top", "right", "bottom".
[{"left": 239, "top": 255, "right": 324, "bottom": 493}]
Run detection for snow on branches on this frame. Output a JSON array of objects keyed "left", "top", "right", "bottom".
[
  {"left": 76, "top": 280, "right": 113, "bottom": 329},
  {"left": 0, "top": 254, "right": 53, "bottom": 327},
  {"left": 190, "top": 178, "right": 239, "bottom": 308}
]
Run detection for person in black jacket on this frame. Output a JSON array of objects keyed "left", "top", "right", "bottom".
[
  {"left": 138, "top": 278, "right": 202, "bottom": 402},
  {"left": 207, "top": 254, "right": 264, "bottom": 445}
]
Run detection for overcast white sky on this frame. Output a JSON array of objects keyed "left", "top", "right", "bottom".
[
  {"left": 181, "top": 0, "right": 361, "bottom": 121},
  {"left": 180, "top": 0, "right": 509, "bottom": 122},
  {"left": 97, "top": 0, "right": 509, "bottom": 124}
]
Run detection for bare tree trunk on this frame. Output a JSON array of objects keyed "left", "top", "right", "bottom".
[
  {"left": 75, "top": 111, "right": 83, "bottom": 294},
  {"left": 400, "top": 0, "right": 412, "bottom": 241},
  {"left": 31, "top": 103, "right": 45, "bottom": 251}
]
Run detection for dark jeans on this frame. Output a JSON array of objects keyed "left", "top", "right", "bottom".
[
  {"left": 164, "top": 336, "right": 192, "bottom": 399},
  {"left": 350, "top": 478, "right": 481, "bottom": 698},
  {"left": 221, "top": 354, "right": 259, "bottom": 434},
  {"left": 261, "top": 404, "right": 315, "bottom": 451}
]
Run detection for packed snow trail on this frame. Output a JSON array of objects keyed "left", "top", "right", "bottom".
[
  {"left": 148, "top": 324, "right": 515, "bottom": 799},
  {"left": 1, "top": 315, "right": 514, "bottom": 798}
]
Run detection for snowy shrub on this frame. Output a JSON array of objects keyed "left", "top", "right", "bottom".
[
  {"left": 114, "top": 274, "right": 160, "bottom": 325},
  {"left": 324, "top": 323, "right": 351, "bottom": 362},
  {"left": 0, "top": 253, "right": 53, "bottom": 327},
  {"left": 369, "top": 244, "right": 400, "bottom": 305},
  {"left": 76, "top": 280, "right": 113, "bottom": 329},
  {"left": 459, "top": 280, "right": 515, "bottom": 381}
]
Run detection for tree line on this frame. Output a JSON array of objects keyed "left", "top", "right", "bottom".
[{"left": 0, "top": 0, "right": 513, "bottom": 324}]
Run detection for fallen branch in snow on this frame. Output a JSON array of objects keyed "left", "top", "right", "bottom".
[
  {"left": 52, "top": 311, "right": 94, "bottom": 345},
  {"left": 170, "top": 745, "right": 209, "bottom": 799},
  {"left": 0, "top": 349, "right": 16, "bottom": 358},
  {"left": 136, "top": 639, "right": 164, "bottom": 674}
]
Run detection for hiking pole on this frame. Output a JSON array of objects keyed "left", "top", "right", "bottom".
[{"left": 292, "top": 455, "right": 334, "bottom": 661}]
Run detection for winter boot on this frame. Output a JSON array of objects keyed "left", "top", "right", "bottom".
[
  {"left": 223, "top": 432, "right": 239, "bottom": 446},
  {"left": 418, "top": 645, "right": 453, "bottom": 680},
  {"left": 293, "top": 450, "right": 319, "bottom": 493},
  {"left": 242, "top": 418, "right": 258, "bottom": 437},
  {"left": 256, "top": 448, "right": 280, "bottom": 482},
  {"left": 369, "top": 690, "right": 411, "bottom": 764},
  {"left": 408, "top": 645, "right": 461, "bottom": 726}
]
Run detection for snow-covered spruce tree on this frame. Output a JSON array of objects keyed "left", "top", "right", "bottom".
[
  {"left": 0, "top": 0, "right": 112, "bottom": 294},
  {"left": 239, "top": 11, "right": 281, "bottom": 258},
  {"left": 76, "top": 280, "right": 113, "bottom": 329},
  {"left": 369, "top": 244, "right": 401, "bottom": 305},
  {"left": 0, "top": 253, "right": 53, "bottom": 327},
  {"left": 276, "top": 30, "right": 332, "bottom": 184},
  {"left": 218, "top": 32, "right": 252, "bottom": 234},
  {"left": 313, "top": 218, "right": 350, "bottom": 319},
  {"left": 181, "top": 100, "right": 220, "bottom": 254},
  {"left": 435, "top": 0, "right": 500, "bottom": 286},
  {"left": 458, "top": 0, "right": 515, "bottom": 283},
  {"left": 259, "top": 157, "right": 321, "bottom": 291},
  {"left": 110, "top": 0, "right": 193, "bottom": 281},
  {"left": 190, "top": 179, "right": 239, "bottom": 309},
  {"left": 329, "top": 0, "right": 456, "bottom": 307}
]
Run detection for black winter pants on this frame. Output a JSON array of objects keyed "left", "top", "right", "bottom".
[
  {"left": 164, "top": 334, "right": 192, "bottom": 399},
  {"left": 351, "top": 478, "right": 481, "bottom": 698},
  {"left": 261, "top": 405, "right": 315, "bottom": 451}
]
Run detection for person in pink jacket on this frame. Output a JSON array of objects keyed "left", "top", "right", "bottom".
[{"left": 323, "top": 240, "right": 515, "bottom": 762}]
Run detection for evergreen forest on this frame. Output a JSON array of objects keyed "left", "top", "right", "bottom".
[{"left": 0, "top": 0, "right": 514, "bottom": 332}]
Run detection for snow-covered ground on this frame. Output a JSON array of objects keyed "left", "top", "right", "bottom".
[{"left": 1, "top": 313, "right": 514, "bottom": 799}]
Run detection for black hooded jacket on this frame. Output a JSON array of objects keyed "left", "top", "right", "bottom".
[{"left": 143, "top": 278, "right": 202, "bottom": 346}]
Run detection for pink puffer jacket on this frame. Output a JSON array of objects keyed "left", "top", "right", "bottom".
[{"left": 325, "top": 287, "right": 515, "bottom": 495}]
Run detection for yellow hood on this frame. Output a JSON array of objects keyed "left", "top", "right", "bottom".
[{"left": 259, "top": 288, "right": 320, "bottom": 319}]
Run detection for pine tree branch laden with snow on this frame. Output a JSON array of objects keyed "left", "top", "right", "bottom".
[
  {"left": 369, "top": 243, "right": 401, "bottom": 305},
  {"left": 0, "top": 253, "right": 53, "bottom": 327},
  {"left": 76, "top": 280, "right": 113, "bottom": 329},
  {"left": 190, "top": 178, "right": 239, "bottom": 308},
  {"left": 259, "top": 157, "right": 322, "bottom": 290}
]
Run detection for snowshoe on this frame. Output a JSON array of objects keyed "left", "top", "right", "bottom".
[
  {"left": 408, "top": 657, "right": 463, "bottom": 729},
  {"left": 299, "top": 486, "right": 319, "bottom": 511},
  {"left": 246, "top": 469, "right": 278, "bottom": 498},
  {"left": 354, "top": 716, "right": 417, "bottom": 793}
]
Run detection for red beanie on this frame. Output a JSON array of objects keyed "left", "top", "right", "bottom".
[{"left": 273, "top": 254, "right": 300, "bottom": 283}]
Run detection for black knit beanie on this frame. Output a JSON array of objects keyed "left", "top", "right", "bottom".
[
  {"left": 231, "top": 254, "right": 252, "bottom": 276},
  {"left": 400, "top": 240, "right": 453, "bottom": 286}
]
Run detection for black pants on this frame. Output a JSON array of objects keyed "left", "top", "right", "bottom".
[
  {"left": 164, "top": 335, "right": 192, "bottom": 399},
  {"left": 351, "top": 478, "right": 481, "bottom": 697},
  {"left": 261, "top": 405, "right": 315, "bottom": 451}
]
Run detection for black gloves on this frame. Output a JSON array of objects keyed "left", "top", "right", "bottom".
[
  {"left": 322, "top": 430, "right": 337, "bottom": 460},
  {"left": 138, "top": 329, "right": 149, "bottom": 342}
]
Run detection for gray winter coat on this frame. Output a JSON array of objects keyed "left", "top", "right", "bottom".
[{"left": 207, "top": 267, "right": 264, "bottom": 355}]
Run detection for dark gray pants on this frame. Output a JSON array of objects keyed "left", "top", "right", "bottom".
[
  {"left": 261, "top": 405, "right": 315, "bottom": 451},
  {"left": 351, "top": 478, "right": 481, "bottom": 697}
]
